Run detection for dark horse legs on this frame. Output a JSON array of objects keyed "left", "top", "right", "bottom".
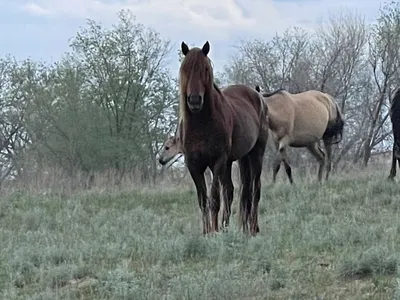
[
  {"left": 323, "top": 140, "right": 333, "bottom": 181},
  {"left": 221, "top": 160, "right": 234, "bottom": 230},
  {"left": 248, "top": 140, "right": 267, "bottom": 235},
  {"left": 238, "top": 156, "right": 252, "bottom": 233},
  {"left": 388, "top": 143, "right": 400, "bottom": 180},
  {"left": 209, "top": 155, "right": 228, "bottom": 232},
  {"left": 306, "top": 142, "right": 325, "bottom": 182},
  {"left": 272, "top": 140, "right": 293, "bottom": 184},
  {"left": 187, "top": 155, "right": 232, "bottom": 234},
  {"left": 238, "top": 139, "right": 267, "bottom": 236},
  {"left": 187, "top": 162, "right": 210, "bottom": 234}
]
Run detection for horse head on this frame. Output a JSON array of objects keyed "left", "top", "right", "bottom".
[
  {"left": 158, "top": 135, "right": 182, "bottom": 165},
  {"left": 180, "top": 41, "right": 212, "bottom": 113}
]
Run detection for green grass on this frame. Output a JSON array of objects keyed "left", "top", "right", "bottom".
[{"left": 1, "top": 172, "right": 400, "bottom": 299}]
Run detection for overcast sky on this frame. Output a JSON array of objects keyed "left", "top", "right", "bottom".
[{"left": 0, "top": 0, "right": 384, "bottom": 76}]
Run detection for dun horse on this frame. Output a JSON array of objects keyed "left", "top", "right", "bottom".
[
  {"left": 179, "top": 41, "right": 269, "bottom": 235},
  {"left": 255, "top": 86, "right": 344, "bottom": 183},
  {"left": 388, "top": 88, "right": 400, "bottom": 180}
]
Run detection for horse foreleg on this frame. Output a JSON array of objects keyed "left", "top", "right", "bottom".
[
  {"left": 388, "top": 143, "right": 398, "bottom": 180},
  {"left": 187, "top": 162, "right": 210, "bottom": 234},
  {"left": 272, "top": 156, "right": 281, "bottom": 184},
  {"left": 272, "top": 140, "right": 281, "bottom": 184},
  {"left": 280, "top": 148, "right": 293, "bottom": 184},
  {"left": 221, "top": 160, "right": 234, "bottom": 231},
  {"left": 209, "top": 155, "right": 228, "bottom": 233},
  {"left": 277, "top": 137, "right": 294, "bottom": 184}
]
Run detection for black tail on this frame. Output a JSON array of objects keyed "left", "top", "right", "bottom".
[
  {"left": 255, "top": 85, "right": 285, "bottom": 98},
  {"left": 323, "top": 102, "right": 344, "bottom": 145}
]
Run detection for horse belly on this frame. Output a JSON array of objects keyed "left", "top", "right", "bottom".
[
  {"left": 291, "top": 109, "right": 327, "bottom": 146},
  {"left": 289, "top": 129, "right": 324, "bottom": 147},
  {"left": 230, "top": 128, "right": 258, "bottom": 160}
]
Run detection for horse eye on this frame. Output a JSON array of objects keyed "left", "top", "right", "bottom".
[{"left": 165, "top": 146, "right": 169, "bottom": 150}]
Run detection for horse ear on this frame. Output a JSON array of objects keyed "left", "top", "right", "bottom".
[
  {"left": 181, "top": 42, "right": 189, "bottom": 56},
  {"left": 202, "top": 41, "right": 210, "bottom": 56},
  {"left": 255, "top": 85, "right": 260, "bottom": 92}
]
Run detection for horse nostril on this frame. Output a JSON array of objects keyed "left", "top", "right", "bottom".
[{"left": 188, "top": 94, "right": 202, "bottom": 105}]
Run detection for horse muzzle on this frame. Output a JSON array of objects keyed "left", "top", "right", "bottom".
[
  {"left": 158, "top": 157, "right": 167, "bottom": 165},
  {"left": 187, "top": 94, "right": 203, "bottom": 113}
]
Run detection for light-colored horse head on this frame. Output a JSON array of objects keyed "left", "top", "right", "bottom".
[{"left": 158, "top": 134, "right": 182, "bottom": 166}]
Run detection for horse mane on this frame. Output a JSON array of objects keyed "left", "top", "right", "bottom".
[
  {"left": 262, "top": 88, "right": 285, "bottom": 98},
  {"left": 255, "top": 85, "right": 285, "bottom": 98}
]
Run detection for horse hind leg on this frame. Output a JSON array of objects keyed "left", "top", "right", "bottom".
[
  {"left": 306, "top": 142, "right": 325, "bottom": 182},
  {"left": 248, "top": 150, "right": 264, "bottom": 236},
  {"left": 237, "top": 156, "right": 252, "bottom": 234},
  {"left": 221, "top": 160, "right": 234, "bottom": 231},
  {"left": 323, "top": 140, "right": 333, "bottom": 181},
  {"left": 388, "top": 143, "right": 399, "bottom": 180},
  {"left": 247, "top": 131, "right": 268, "bottom": 236}
]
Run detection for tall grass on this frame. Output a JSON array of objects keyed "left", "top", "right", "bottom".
[{"left": 0, "top": 163, "right": 399, "bottom": 299}]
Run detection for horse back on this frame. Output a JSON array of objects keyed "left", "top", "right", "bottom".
[{"left": 222, "top": 85, "right": 264, "bottom": 113}]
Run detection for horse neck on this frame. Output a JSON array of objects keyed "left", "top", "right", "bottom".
[{"left": 207, "top": 86, "right": 224, "bottom": 116}]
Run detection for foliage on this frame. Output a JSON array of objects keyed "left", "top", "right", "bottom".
[{"left": 1, "top": 5, "right": 400, "bottom": 184}]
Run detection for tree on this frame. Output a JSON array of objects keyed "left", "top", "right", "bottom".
[{"left": 361, "top": 1, "right": 400, "bottom": 166}]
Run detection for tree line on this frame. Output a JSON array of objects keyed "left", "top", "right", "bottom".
[{"left": 1, "top": 3, "right": 399, "bottom": 187}]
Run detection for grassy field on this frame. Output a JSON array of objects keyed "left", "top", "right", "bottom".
[{"left": 1, "top": 168, "right": 400, "bottom": 299}]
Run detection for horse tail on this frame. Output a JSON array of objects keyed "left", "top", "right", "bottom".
[
  {"left": 323, "top": 101, "right": 344, "bottom": 145},
  {"left": 255, "top": 85, "right": 285, "bottom": 98}
]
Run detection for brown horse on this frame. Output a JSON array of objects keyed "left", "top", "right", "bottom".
[
  {"left": 179, "top": 41, "right": 269, "bottom": 235},
  {"left": 255, "top": 86, "right": 344, "bottom": 183}
]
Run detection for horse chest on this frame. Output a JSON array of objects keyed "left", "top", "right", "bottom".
[{"left": 183, "top": 129, "right": 228, "bottom": 156}]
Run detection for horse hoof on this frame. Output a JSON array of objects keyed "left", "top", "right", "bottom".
[{"left": 220, "top": 226, "right": 229, "bottom": 233}]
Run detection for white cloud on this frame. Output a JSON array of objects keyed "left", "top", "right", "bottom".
[
  {"left": 23, "top": 3, "right": 52, "bottom": 16},
  {"left": 20, "top": 0, "right": 383, "bottom": 73},
  {"left": 21, "top": 0, "right": 382, "bottom": 38}
]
